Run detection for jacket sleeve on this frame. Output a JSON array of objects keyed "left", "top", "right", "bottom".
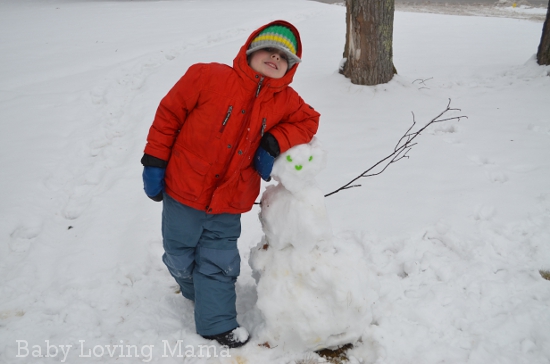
[
  {"left": 143, "top": 64, "right": 205, "bottom": 161},
  {"left": 267, "top": 91, "right": 320, "bottom": 153}
]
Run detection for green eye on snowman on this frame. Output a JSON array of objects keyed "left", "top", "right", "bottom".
[{"left": 286, "top": 155, "right": 313, "bottom": 171}]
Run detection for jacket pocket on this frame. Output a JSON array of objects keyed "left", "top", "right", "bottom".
[
  {"left": 167, "top": 144, "right": 211, "bottom": 200},
  {"left": 228, "top": 166, "right": 261, "bottom": 210}
]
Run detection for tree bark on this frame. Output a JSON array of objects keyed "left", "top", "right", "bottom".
[
  {"left": 341, "top": 0, "right": 396, "bottom": 85},
  {"left": 537, "top": 1, "right": 550, "bottom": 65}
]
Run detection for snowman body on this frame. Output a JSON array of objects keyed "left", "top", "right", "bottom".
[
  {"left": 250, "top": 138, "right": 377, "bottom": 351},
  {"left": 259, "top": 140, "right": 332, "bottom": 253}
]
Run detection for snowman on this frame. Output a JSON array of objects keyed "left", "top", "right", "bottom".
[{"left": 249, "top": 137, "right": 378, "bottom": 351}]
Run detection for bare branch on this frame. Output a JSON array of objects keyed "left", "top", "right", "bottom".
[{"left": 324, "top": 99, "right": 467, "bottom": 198}]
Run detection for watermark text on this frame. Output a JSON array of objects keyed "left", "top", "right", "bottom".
[{"left": 15, "top": 339, "right": 231, "bottom": 362}]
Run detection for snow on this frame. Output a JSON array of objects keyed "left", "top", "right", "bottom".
[
  {"left": 1, "top": 0, "right": 550, "bottom": 363},
  {"left": 231, "top": 327, "right": 250, "bottom": 344}
]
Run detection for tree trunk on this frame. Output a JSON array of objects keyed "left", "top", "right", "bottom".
[
  {"left": 341, "top": 0, "right": 396, "bottom": 85},
  {"left": 537, "top": 1, "right": 550, "bottom": 65}
]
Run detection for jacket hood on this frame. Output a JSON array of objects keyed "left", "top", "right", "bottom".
[{"left": 234, "top": 20, "right": 302, "bottom": 89}]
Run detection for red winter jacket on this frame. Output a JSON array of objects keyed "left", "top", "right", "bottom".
[{"left": 143, "top": 20, "right": 320, "bottom": 214}]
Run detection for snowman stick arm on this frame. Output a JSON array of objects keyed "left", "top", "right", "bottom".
[
  {"left": 324, "top": 99, "right": 467, "bottom": 198},
  {"left": 323, "top": 143, "right": 410, "bottom": 197}
]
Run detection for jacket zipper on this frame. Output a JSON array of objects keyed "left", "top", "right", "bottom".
[
  {"left": 255, "top": 77, "right": 264, "bottom": 97},
  {"left": 261, "top": 118, "right": 266, "bottom": 137},
  {"left": 219, "top": 105, "right": 233, "bottom": 133},
  {"left": 219, "top": 77, "right": 264, "bottom": 182},
  {"left": 257, "top": 78, "right": 266, "bottom": 138}
]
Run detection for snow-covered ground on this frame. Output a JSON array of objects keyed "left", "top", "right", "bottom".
[{"left": 1, "top": 0, "right": 550, "bottom": 363}]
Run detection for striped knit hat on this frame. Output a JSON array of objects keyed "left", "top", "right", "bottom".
[{"left": 246, "top": 25, "right": 301, "bottom": 69}]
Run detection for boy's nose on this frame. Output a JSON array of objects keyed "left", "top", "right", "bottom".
[{"left": 271, "top": 53, "right": 280, "bottom": 61}]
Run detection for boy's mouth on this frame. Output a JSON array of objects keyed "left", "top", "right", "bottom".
[{"left": 265, "top": 62, "right": 278, "bottom": 70}]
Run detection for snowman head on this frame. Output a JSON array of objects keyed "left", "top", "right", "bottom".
[{"left": 271, "top": 137, "right": 327, "bottom": 193}]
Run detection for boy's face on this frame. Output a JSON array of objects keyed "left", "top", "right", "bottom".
[{"left": 248, "top": 48, "right": 289, "bottom": 79}]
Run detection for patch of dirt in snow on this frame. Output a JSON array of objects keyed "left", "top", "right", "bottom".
[
  {"left": 396, "top": 2, "right": 547, "bottom": 22},
  {"left": 316, "top": 0, "right": 547, "bottom": 22}
]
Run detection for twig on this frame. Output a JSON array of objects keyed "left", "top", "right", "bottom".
[{"left": 324, "top": 99, "right": 467, "bottom": 197}]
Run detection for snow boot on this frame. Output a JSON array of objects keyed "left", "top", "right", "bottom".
[{"left": 202, "top": 327, "right": 250, "bottom": 348}]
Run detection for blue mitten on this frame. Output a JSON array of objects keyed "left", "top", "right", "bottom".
[
  {"left": 254, "top": 146, "right": 275, "bottom": 182},
  {"left": 143, "top": 166, "right": 165, "bottom": 202},
  {"left": 254, "top": 133, "right": 280, "bottom": 182}
]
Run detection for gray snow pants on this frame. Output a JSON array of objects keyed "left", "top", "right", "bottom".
[{"left": 161, "top": 193, "right": 241, "bottom": 336}]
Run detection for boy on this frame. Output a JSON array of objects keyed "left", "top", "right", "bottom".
[{"left": 141, "top": 20, "right": 319, "bottom": 348}]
